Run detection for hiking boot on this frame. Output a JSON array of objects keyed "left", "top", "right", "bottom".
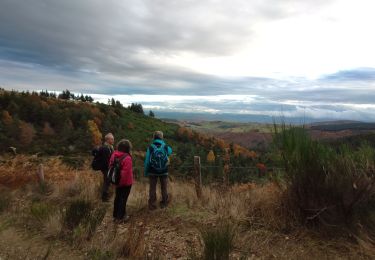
[
  {"left": 148, "top": 204, "right": 157, "bottom": 211},
  {"left": 102, "top": 192, "right": 110, "bottom": 202},
  {"left": 160, "top": 202, "right": 168, "bottom": 209},
  {"left": 160, "top": 199, "right": 169, "bottom": 209},
  {"left": 123, "top": 215, "right": 130, "bottom": 222},
  {"left": 113, "top": 216, "right": 130, "bottom": 224}
]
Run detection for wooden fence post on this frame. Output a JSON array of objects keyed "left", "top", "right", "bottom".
[
  {"left": 223, "top": 164, "right": 229, "bottom": 187},
  {"left": 194, "top": 156, "right": 202, "bottom": 199},
  {"left": 223, "top": 148, "right": 230, "bottom": 187},
  {"left": 37, "top": 163, "right": 45, "bottom": 185}
]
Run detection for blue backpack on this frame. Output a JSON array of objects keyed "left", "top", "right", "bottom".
[{"left": 149, "top": 143, "right": 169, "bottom": 174}]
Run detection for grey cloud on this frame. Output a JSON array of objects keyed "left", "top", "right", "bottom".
[
  {"left": 320, "top": 68, "right": 375, "bottom": 82},
  {"left": 0, "top": 0, "right": 333, "bottom": 71}
]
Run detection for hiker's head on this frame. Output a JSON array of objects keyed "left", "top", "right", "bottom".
[
  {"left": 153, "top": 131, "right": 163, "bottom": 140},
  {"left": 117, "top": 139, "right": 132, "bottom": 153},
  {"left": 105, "top": 133, "right": 114, "bottom": 145}
]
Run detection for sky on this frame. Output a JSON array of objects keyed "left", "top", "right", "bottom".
[{"left": 1, "top": 0, "right": 375, "bottom": 122}]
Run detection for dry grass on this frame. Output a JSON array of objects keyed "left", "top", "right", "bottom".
[
  {"left": 44, "top": 212, "right": 63, "bottom": 238},
  {"left": 0, "top": 155, "right": 375, "bottom": 259},
  {"left": 118, "top": 219, "right": 146, "bottom": 257}
]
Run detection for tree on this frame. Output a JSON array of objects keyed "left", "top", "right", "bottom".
[
  {"left": 42, "top": 122, "right": 55, "bottom": 136},
  {"left": 115, "top": 100, "right": 123, "bottom": 108},
  {"left": 128, "top": 103, "right": 144, "bottom": 114},
  {"left": 58, "top": 89, "right": 72, "bottom": 100},
  {"left": 87, "top": 120, "right": 102, "bottom": 146},
  {"left": 206, "top": 150, "right": 216, "bottom": 163},
  {"left": 19, "top": 121, "right": 36, "bottom": 145},
  {"left": 1, "top": 110, "right": 13, "bottom": 125},
  {"left": 149, "top": 110, "right": 155, "bottom": 117},
  {"left": 111, "top": 98, "right": 116, "bottom": 107},
  {"left": 85, "top": 95, "right": 94, "bottom": 102}
]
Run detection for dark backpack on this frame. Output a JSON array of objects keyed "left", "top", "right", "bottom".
[
  {"left": 91, "top": 147, "right": 104, "bottom": 171},
  {"left": 149, "top": 143, "right": 169, "bottom": 174},
  {"left": 107, "top": 154, "right": 127, "bottom": 185}
]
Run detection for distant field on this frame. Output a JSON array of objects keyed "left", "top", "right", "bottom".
[
  {"left": 171, "top": 120, "right": 375, "bottom": 150},
  {"left": 309, "top": 122, "right": 375, "bottom": 131},
  {"left": 182, "top": 121, "right": 274, "bottom": 133}
]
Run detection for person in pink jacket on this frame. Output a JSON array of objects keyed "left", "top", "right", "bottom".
[{"left": 109, "top": 139, "right": 133, "bottom": 223}]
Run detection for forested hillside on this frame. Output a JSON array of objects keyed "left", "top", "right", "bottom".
[{"left": 0, "top": 89, "right": 259, "bottom": 180}]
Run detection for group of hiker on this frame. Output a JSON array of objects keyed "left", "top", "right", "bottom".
[{"left": 91, "top": 131, "right": 172, "bottom": 223}]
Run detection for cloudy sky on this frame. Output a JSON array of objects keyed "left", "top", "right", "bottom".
[{"left": 1, "top": 0, "right": 375, "bottom": 121}]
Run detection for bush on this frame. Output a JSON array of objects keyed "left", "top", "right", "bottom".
[
  {"left": 0, "top": 190, "right": 11, "bottom": 214},
  {"left": 201, "top": 222, "right": 235, "bottom": 260},
  {"left": 30, "top": 201, "right": 53, "bottom": 222},
  {"left": 61, "top": 156, "right": 85, "bottom": 170},
  {"left": 88, "top": 249, "right": 114, "bottom": 260},
  {"left": 273, "top": 125, "right": 375, "bottom": 234},
  {"left": 62, "top": 199, "right": 107, "bottom": 241},
  {"left": 63, "top": 199, "right": 93, "bottom": 230}
]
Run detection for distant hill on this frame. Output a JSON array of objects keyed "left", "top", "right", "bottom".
[
  {"left": 308, "top": 121, "right": 375, "bottom": 131},
  {"left": 157, "top": 111, "right": 353, "bottom": 124}
]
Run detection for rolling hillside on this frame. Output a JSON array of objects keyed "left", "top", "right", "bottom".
[{"left": 0, "top": 90, "right": 258, "bottom": 179}]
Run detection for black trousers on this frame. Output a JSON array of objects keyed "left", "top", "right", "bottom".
[
  {"left": 113, "top": 185, "right": 132, "bottom": 220},
  {"left": 101, "top": 169, "right": 111, "bottom": 200},
  {"left": 148, "top": 175, "right": 169, "bottom": 208}
]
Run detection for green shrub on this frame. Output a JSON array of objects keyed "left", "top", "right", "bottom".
[
  {"left": 62, "top": 199, "right": 107, "bottom": 241},
  {"left": 33, "top": 182, "right": 53, "bottom": 196},
  {"left": 61, "top": 156, "right": 85, "bottom": 170},
  {"left": 63, "top": 199, "right": 92, "bottom": 230},
  {"left": 273, "top": 124, "right": 375, "bottom": 233},
  {"left": 30, "top": 201, "right": 53, "bottom": 222},
  {"left": 88, "top": 249, "right": 114, "bottom": 260},
  {"left": 201, "top": 222, "right": 235, "bottom": 260},
  {"left": 0, "top": 191, "right": 11, "bottom": 214}
]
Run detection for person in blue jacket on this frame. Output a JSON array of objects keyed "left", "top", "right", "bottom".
[{"left": 144, "top": 131, "right": 172, "bottom": 210}]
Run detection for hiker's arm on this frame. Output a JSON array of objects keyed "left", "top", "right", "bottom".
[
  {"left": 103, "top": 147, "right": 112, "bottom": 168},
  {"left": 144, "top": 147, "right": 150, "bottom": 177},
  {"left": 167, "top": 145, "right": 172, "bottom": 156}
]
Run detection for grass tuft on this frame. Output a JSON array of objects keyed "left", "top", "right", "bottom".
[
  {"left": 201, "top": 221, "right": 235, "bottom": 260},
  {"left": 63, "top": 199, "right": 93, "bottom": 230},
  {"left": 30, "top": 201, "right": 53, "bottom": 223}
]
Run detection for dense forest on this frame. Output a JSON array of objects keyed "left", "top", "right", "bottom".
[{"left": 0, "top": 89, "right": 261, "bottom": 182}]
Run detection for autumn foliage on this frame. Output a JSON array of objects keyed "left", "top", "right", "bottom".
[
  {"left": 19, "top": 120, "right": 36, "bottom": 145},
  {"left": 87, "top": 120, "right": 102, "bottom": 146},
  {"left": 1, "top": 110, "right": 13, "bottom": 125}
]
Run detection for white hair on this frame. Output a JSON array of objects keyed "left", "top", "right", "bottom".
[
  {"left": 104, "top": 133, "right": 114, "bottom": 141},
  {"left": 153, "top": 131, "right": 163, "bottom": 140}
]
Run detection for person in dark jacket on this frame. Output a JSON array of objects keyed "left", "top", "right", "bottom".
[
  {"left": 101, "top": 133, "right": 114, "bottom": 202},
  {"left": 144, "top": 131, "right": 172, "bottom": 210},
  {"left": 109, "top": 139, "right": 133, "bottom": 223}
]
